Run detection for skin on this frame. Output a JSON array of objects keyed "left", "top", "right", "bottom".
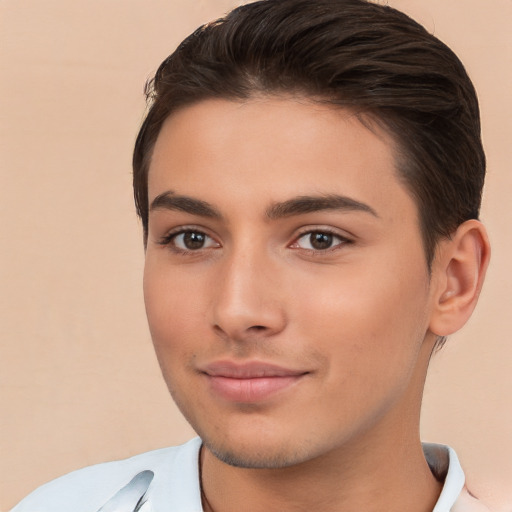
[{"left": 143, "top": 97, "right": 489, "bottom": 512}]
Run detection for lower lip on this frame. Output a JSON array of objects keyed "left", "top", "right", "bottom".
[{"left": 206, "top": 375, "right": 304, "bottom": 403}]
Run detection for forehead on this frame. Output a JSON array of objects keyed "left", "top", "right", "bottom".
[{"left": 148, "top": 97, "right": 415, "bottom": 222}]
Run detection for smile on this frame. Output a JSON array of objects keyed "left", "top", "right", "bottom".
[{"left": 201, "top": 361, "right": 309, "bottom": 402}]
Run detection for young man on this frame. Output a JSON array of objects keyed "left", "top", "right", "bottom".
[{"left": 11, "top": 0, "right": 491, "bottom": 511}]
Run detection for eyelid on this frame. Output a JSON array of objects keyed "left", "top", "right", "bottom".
[
  {"left": 157, "top": 225, "right": 221, "bottom": 250},
  {"left": 289, "top": 227, "right": 353, "bottom": 251}
]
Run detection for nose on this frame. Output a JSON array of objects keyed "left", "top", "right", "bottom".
[{"left": 211, "top": 247, "right": 287, "bottom": 342}]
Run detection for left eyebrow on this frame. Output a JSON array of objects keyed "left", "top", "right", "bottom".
[{"left": 265, "top": 194, "right": 379, "bottom": 219}]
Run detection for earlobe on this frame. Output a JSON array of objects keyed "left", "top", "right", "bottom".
[{"left": 429, "top": 220, "right": 490, "bottom": 337}]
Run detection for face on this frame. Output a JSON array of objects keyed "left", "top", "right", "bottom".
[{"left": 144, "top": 97, "right": 437, "bottom": 469}]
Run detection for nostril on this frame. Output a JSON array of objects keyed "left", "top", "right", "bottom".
[
  {"left": 213, "top": 325, "right": 224, "bottom": 335},
  {"left": 250, "top": 325, "right": 267, "bottom": 331}
]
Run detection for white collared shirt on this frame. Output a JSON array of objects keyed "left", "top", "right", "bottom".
[{"left": 10, "top": 437, "right": 490, "bottom": 512}]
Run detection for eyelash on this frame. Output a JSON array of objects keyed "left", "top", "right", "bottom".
[
  {"left": 291, "top": 228, "right": 352, "bottom": 253},
  {"left": 157, "top": 227, "right": 352, "bottom": 254},
  {"left": 157, "top": 227, "right": 219, "bottom": 254}
]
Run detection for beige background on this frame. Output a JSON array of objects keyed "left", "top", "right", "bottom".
[{"left": 1, "top": 0, "right": 511, "bottom": 510}]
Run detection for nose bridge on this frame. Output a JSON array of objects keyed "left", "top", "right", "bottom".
[{"left": 211, "top": 239, "right": 285, "bottom": 339}]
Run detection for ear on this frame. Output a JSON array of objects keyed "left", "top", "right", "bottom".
[{"left": 429, "top": 220, "right": 490, "bottom": 337}]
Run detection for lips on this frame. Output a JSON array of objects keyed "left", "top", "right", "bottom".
[{"left": 201, "top": 361, "right": 308, "bottom": 402}]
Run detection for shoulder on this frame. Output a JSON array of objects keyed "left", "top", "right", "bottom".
[{"left": 10, "top": 437, "right": 203, "bottom": 512}]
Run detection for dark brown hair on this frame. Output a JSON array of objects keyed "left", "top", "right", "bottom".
[{"left": 133, "top": 0, "right": 485, "bottom": 267}]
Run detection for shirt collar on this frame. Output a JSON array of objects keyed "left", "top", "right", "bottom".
[
  {"left": 424, "top": 443, "right": 466, "bottom": 511},
  {"left": 139, "top": 439, "right": 467, "bottom": 512}
]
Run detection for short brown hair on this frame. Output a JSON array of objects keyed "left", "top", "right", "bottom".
[{"left": 133, "top": 0, "right": 485, "bottom": 266}]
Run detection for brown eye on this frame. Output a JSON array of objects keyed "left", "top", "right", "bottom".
[
  {"left": 294, "top": 231, "right": 348, "bottom": 251},
  {"left": 171, "top": 231, "right": 218, "bottom": 251},
  {"left": 183, "top": 232, "right": 206, "bottom": 249},
  {"left": 310, "top": 232, "right": 333, "bottom": 250}
]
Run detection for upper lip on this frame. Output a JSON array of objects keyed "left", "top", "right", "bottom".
[{"left": 201, "top": 360, "right": 308, "bottom": 378}]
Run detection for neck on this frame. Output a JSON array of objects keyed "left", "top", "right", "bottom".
[{"left": 200, "top": 427, "right": 442, "bottom": 512}]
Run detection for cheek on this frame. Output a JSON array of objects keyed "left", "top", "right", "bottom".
[
  {"left": 143, "top": 262, "right": 205, "bottom": 363},
  {"left": 290, "top": 255, "right": 431, "bottom": 379}
]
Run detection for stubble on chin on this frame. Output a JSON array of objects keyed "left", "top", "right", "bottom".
[{"left": 199, "top": 432, "right": 319, "bottom": 470}]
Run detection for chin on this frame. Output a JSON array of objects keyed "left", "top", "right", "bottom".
[{"left": 199, "top": 429, "right": 320, "bottom": 469}]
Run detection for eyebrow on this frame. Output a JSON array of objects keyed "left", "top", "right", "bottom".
[
  {"left": 149, "top": 191, "right": 378, "bottom": 220},
  {"left": 149, "top": 191, "right": 222, "bottom": 219},
  {"left": 265, "top": 195, "right": 379, "bottom": 219}
]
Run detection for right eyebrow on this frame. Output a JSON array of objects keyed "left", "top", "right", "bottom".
[{"left": 149, "top": 191, "right": 222, "bottom": 219}]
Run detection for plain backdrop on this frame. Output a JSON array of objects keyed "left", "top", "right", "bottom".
[{"left": 1, "top": 1, "right": 511, "bottom": 510}]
